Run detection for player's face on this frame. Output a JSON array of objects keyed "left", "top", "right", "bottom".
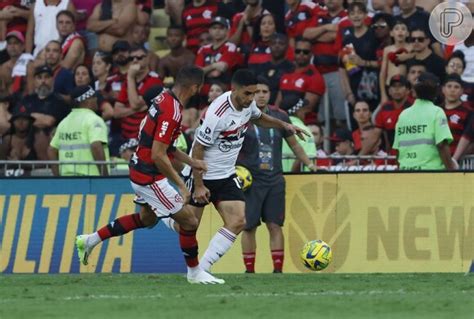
[
  {"left": 56, "top": 14, "right": 75, "bottom": 37},
  {"left": 255, "top": 84, "right": 270, "bottom": 108},
  {"left": 235, "top": 84, "right": 257, "bottom": 108},
  {"left": 353, "top": 102, "right": 370, "bottom": 124},
  {"left": 388, "top": 83, "right": 409, "bottom": 102},
  {"left": 209, "top": 24, "right": 228, "bottom": 42},
  {"left": 442, "top": 82, "right": 463, "bottom": 103},
  {"left": 45, "top": 42, "right": 61, "bottom": 66}
]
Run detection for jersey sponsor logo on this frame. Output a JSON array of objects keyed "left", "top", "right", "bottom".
[
  {"left": 159, "top": 121, "right": 169, "bottom": 138},
  {"left": 203, "top": 9, "right": 212, "bottom": 19},
  {"left": 218, "top": 140, "right": 243, "bottom": 152},
  {"left": 198, "top": 129, "right": 212, "bottom": 142}
]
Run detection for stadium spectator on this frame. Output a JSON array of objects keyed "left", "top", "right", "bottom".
[
  {"left": 118, "top": 137, "right": 138, "bottom": 165},
  {"left": 49, "top": 85, "right": 109, "bottom": 176},
  {"left": 229, "top": 0, "right": 269, "bottom": 53},
  {"left": 284, "top": 0, "right": 319, "bottom": 47},
  {"left": 76, "top": 66, "right": 226, "bottom": 284},
  {"left": 452, "top": 32, "right": 474, "bottom": 84},
  {"left": 339, "top": 2, "right": 380, "bottom": 110},
  {"left": 276, "top": 37, "right": 325, "bottom": 122},
  {"left": 25, "top": 0, "right": 75, "bottom": 57},
  {"left": 182, "top": 0, "right": 218, "bottom": 54},
  {"left": 303, "top": 0, "right": 347, "bottom": 128},
  {"left": 198, "top": 30, "right": 213, "bottom": 47},
  {"left": 393, "top": 72, "right": 455, "bottom": 170},
  {"left": 360, "top": 125, "right": 388, "bottom": 166},
  {"left": 158, "top": 26, "right": 196, "bottom": 80},
  {"left": 450, "top": 43, "right": 474, "bottom": 110},
  {"left": 208, "top": 82, "right": 225, "bottom": 103},
  {"left": 445, "top": 51, "right": 466, "bottom": 77},
  {"left": 280, "top": 97, "right": 317, "bottom": 172},
  {"left": 0, "top": 93, "right": 13, "bottom": 135},
  {"left": 92, "top": 51, "right": 112, "bottom": 95},
  {"left": 406, "top": 28, "right": 445, "bottom": 81},
  {"left": 135, "top": 0, "right": 152, "bottom": 26},
  {"left": 108, "top": 40, "right": 131, "bottom": 100},
  {"left": 373, "top": 74, "right": 413, "bottom": 154},
  {"left": 442, "top": 74, "right": 472, "bottom": 155},
  {"left": 164, "top": 0, "right": 185, "bottom": 25},
  {"left": 252, "top": 33, "right": 294, "bottom": 104},
  {"left": 56, "top": 10, "right": 86, "bottom": 70},
  {"left": 351, "top": 100, "right": 372, "bottom": 153},
  {"left": 406, "top": 59, "right": 426, "bottom": 92},
  {"left": 74, "top": 64, "right": 93, "bottom": 87},
  {"left": 22, "top": 65, "right": 70, "bottom": 160},
  {"left": 370, "top": 13, "right": 392, "bottom": 64},
  {"left": 0, "top": 105, "right": 36, "bottom": 176},
  {"left": 379, "top": 19, "right": 410, "bottom": 104},
  {"left": 71, "top": 0, "right": 101, "bottom": 53},
  {"left": 248, "top": 13, "right": 293, "bottom": 67},
  {"left": 26, "top": 40, "right": 75, "bottom": 101},
  {"left": 0, "top": 1, "right": 31, "bottom": 37},
  {"left": 329, "top": 128, "right": 355, "bottom": 166},
  {"left": 0, "top": 31, "right": 28, "bottom": 94},
  {"left": 184, "top": 69, "right": 308, "bottom": 273},
  {"left": 307, "top": 122, "right": 331, "bottom": 168},
  {"left": 195, "top": 17, "right": 242, "bottom": 98},
  {"left": 129, "top": 23, "right": 160, "bottom": 72},
  {"left": 114, "top": 45, "right": 163, "bottom": 139},
  {"left": 86, "top": 0, "right": 136, "bottom": 53},
  {"left": 238, "top": 78, "right": 315, "bottom": 274}
]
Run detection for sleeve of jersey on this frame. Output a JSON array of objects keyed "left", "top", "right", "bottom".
[
  {"left": 374, "top": 110, "right": 384, "bottom": 129},
  {"left": 195, "top": 111, "right": 221, "bottom": 147},
  {"left": 307, "top": 71, "right": 326, "bottom": 96},
  {"left": 221, "top": 44, "right": 241, "bottom": 69},
  {"left": 88, "top": 118, "right": 108, "bottom": 144},
  {"left": 154, "top": 112, "right": 180, "bottom": 145},
  {"left": 434, "top": 109, "right": 453, "bottom": 145},
  {"left": 195, "top": 48, "right": 205, "bottom": 67},
  {"left": 250, "top": 103, "right": 262, "bottom": 120}
]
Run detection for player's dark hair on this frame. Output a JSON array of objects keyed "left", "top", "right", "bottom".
[
  {"left": 414, "top": 72, "right": 439, "bottom": 101},
  {"left": 231, "top": 69, "right": 258, "bottom": 87},
  {"left": 56, "top": 10, "right": 76, "bottom": 23},
  {"left": 256, "top": 76, "right": 271, "bottom": 89},
  {"left": 175, "top": 66, "right": 204, "bottom": 87}
]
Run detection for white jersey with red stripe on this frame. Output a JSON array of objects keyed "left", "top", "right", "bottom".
[{"left": 193, "top": 91, "right": 262, "bottom": 180}]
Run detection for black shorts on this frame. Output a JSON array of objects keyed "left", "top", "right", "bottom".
[
  {"left": 244, "top": 177, "right": 285, "bottom": 230},
  {"left": 188, "top": 174, "right": 245, "bottom": 207}
]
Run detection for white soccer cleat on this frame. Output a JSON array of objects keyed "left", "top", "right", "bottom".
[
  {"left": 187, "top": 269, "right": 225, "bottom": 284},
  {"left": 75, "top": 234, "right": 94, "bottom": 266}
]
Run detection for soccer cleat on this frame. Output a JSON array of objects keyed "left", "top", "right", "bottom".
[
  {"left": 187, "top": 269, "right": 225, "bottom": 284},
  {"left": 75, "top": 235, "right": 94, "bottom": 266}
]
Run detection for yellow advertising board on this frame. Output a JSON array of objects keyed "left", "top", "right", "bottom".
[{"left": 201, "top": 173, "right": 474, "bottom": 273}]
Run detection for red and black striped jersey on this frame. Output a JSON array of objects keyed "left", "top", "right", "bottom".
[
  {"left": 229, "top": 9, "right": 270, "bottom": 50},
  {"left": 285, "top": 1, "right": 320, "bottom": 40},
  {"left": 129, "top": 90, "right": 183, "bottom": 185},
  {"left": 117, "top": 72, "right": 163, "bottom": 139},
  {"left": 444, "top": 103, "right": 472, "bottom": 155},
  {"left": 182, "top": 1, "right": 218, "bottom": 54},
  {"left": 247, "top": 41, "right": 295, "bottom": 67},
  {"left": 279, "top": 64, "right": 326, "bottom": 99},
  {"left": 375, "top": 99, "right": 413, "bottom": 147}
]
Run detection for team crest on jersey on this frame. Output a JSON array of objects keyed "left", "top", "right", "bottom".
[
  {"left": 175, "top": 194, "right": 183, "bottom": 203},
  {"left": 155, "top": 93, "right": 165, "bottom": 104},
  {"left": 203, "top": 9, "right": 212, "bottom": 19}
]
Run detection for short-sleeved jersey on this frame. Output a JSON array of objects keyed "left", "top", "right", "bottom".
[
  {"left": 50, "top": 108, "right": 109, "bottom": 176},
  {"left": 247, "top": 41, "right": 295, "bottom": 67},
  {"left": 285, "top": 1, "right": 320, "bottom": 40},
  {"left": 375, "top": 99, "right": 413, "bottom": 147},
  {"left": 393, "top": 99, "right": 453, "bottom": 170},
  {"left": 311, "top": 8, "right": 347, "bottom": 74},
  {"left": 117, "top": 71, "right": 163, "bottom": 139},
  {"left": 182, "top": 1, "right": 218, "bottom": 53},
  {"left": 129, "top": 90, "right": 183, "bottom": 185},
  {"left": 279, "top": 64, "right": 326, "bottom": 102},
  {"left": 334, "top": 15, "right": 372, "bottom": 53},
  {"left": 193, "top": 91, "right": 262, "bottom": 180},
  {"left": 61, "top": 32, "right": 85, "bottom": 57},
  {"left": 443, "top": 104, "right": 472, "bottom": 155}
]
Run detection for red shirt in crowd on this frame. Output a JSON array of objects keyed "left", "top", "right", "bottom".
[
  {"left": 279, "top": 64, "right": 326, "bottom": 98},
  {"left": 229, "top": 9, "right": 270, "bottom": 50},
  {"left": 285, "top": 1, "right": 321, "bottom": 40},
  {"left": 182, "top": 1, "right": 218, "bottom": 54},
  {"left": 117, "top": 72, "right": 163, "bottom": 139},
  {"left": 444, "top": 103, "right": 472, "bottom": 155},
  {"left": 129, "top": 90, "right": 183, "bottom": 185},
  {"left": 247, "top": 40, "right": 295, "bottom": 66}
]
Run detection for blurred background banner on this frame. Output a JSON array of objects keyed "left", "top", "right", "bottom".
[{"left": 1, "top": 174, "right": 473, "bottom": 274}]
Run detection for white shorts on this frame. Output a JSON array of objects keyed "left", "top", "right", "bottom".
[{"left": 131, "top": 179, "right": 184, "bottom": 217}]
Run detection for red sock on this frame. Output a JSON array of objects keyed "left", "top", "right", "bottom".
[
  {"left": 243, "top": 252, "right": 256, "bottom": 273},
  {"left": 179, "top": 229, "right": 199, "bottom": 268},
  {"left": 271, "top": 249, "right": 284, "bottom": 272},
  {"left": 97, "top": 213, "right": 144, "bottom": 240}
]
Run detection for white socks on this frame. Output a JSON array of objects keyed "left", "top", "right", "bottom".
[
  {"left": 88, "top": 232, "right": 101, "bottom": 248},
  {"left": 200, "top": 228, "right": 236, "bottom": 272}
]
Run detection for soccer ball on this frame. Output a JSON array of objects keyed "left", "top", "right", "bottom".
[
  {"left": 235, "top": 165, "right": 253, "bottom": 191},
  {"left": 300, "top": 240, "right": 332, "bottom": 271}
]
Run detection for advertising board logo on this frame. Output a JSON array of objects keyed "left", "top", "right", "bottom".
[{"left": 287, "top": 181, "right": 351, "bottom": 272}]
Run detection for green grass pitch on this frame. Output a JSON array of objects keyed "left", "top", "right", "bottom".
[{"left": 1, "top": 273, "right": 473, "bottom": 319}]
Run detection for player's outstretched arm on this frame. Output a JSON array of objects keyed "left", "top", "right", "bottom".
[
  {"left": 152, "top": 140, "right": 191, "bottom": 204},
  {"left": 253, "top": 113, "right": 310, "bottom": 140}
]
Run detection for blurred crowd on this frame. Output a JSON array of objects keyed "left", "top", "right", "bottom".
[{"left": 0, "top": 0, "right": 473, "bottom": 175}]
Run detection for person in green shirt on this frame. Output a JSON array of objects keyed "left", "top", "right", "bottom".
[
  {"left": 48, "top": 85, "right": 110, "bottom": 176},
  {"left": 281, "top": 97, "right": 317, "bottom": 172},
  {"left": 393, "top": 72, "right": 456, "bottom": 170}
]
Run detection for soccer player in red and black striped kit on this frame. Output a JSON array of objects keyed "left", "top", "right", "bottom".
[{"left": 76, "top": 66, "right": 225, "bottom": 284}]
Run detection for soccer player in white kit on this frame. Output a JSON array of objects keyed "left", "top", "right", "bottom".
[{"left": 185, "top": 69, "right": 309, "bottom": 272}]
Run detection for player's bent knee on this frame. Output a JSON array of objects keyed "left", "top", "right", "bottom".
[{"left": 139, "top": 206, "right": 158, "bottom": 227}]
